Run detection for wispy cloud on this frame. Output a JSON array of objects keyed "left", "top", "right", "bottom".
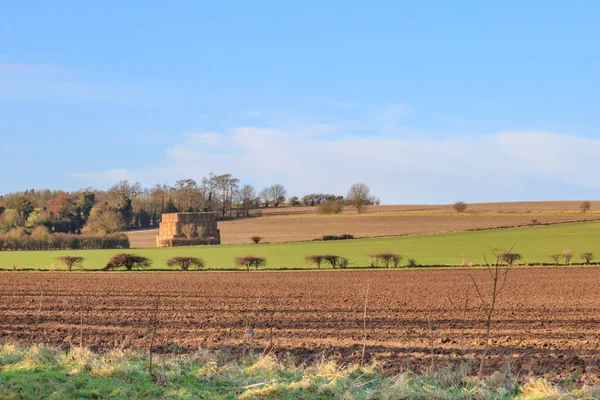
[{"left": 69, "top": 124, "right": 600, "bottom": 203}]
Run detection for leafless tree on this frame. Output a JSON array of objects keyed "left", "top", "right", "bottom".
[
  {"left": 498, "top": 252, "right": 522, "bottom": 266},
  {"left": 259, "top": 187, "right": 271, "bottom": 207},
  {"left": 468, "top": 247, "right": 513, "bottom": 378},
  {"left": 581, "top": 252, "right": 594, "bottom": 264},
  {"left": 346, "top": 183, "right": 376, "bottom": 213},
  {"left": 214, "top": 174, "right": 240, "bottom": 218},
  {"left": 580, "top": 201, "right": 591, "bottom": 213},
  {"left": 268, "top": 184, "right": 287, "bottom": 207},
  {"left": 239, "top": 184, "right": 256, "bottom": 217},
  {"left": 562, "top": 249, "right": 573, "bottom": 265},
  {"left": 549, "top": 253, "right": 561, "bottom": 265},
  {"left": 453, "top": 201, "right": 468, "bottom": 213}
]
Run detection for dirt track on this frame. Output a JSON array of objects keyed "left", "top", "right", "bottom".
[{"left": 1, "top": 268, "right": 599, "bottom": 381}]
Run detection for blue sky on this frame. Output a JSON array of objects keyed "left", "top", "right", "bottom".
[{"left": 1, "top": 1, "right": 599, "bottom": 203}]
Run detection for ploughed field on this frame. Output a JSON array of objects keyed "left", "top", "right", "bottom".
[{"left": 1, "top": 268, "right": 599, "bottom": 381}]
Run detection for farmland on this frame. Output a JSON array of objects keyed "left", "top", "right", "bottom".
[
  {"left": 1, "top": 268, "right": 599, "bottom": 382},
  {"left": 3, "top": 220, "right": 600, "bottom": 270},
  {"left": 127, "top": 202, "right": 600, "bottom": 246}
]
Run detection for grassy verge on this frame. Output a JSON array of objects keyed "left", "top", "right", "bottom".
[
  {"left": 2, "top": 221, "right": 600, "bottom": 270},
  {"left": 0, "top": 344, "right": 597, "bottom": 399}
]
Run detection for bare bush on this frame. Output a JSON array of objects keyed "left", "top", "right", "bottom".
[
  {"left": 369, "top": 252, "right": 402, "bottom": 268},
  {"left": 235, "top": 255, "right": 267, "bottom": 271},
  {"left": 407, "top": 258, "right": 418, "bottom": 268},
  {"left": 346, "top": 183, "right": 376, "bottom": 214},
  {"left": 580, "top": 201, "right": 591, "bottom": 213},
  {"left": 338, "top": 257, "right": 350, "bottom": 269},
  {"left": 103, "top": 254, "right": 152, "bottom": 271},
  {"left": 549, "top": 253, "right": 561, "bottom": 265},
  {"left": 468, "top": 249, "right": 512, "bottom": 378},
  {"left": 562, "top": 249, "right": 573, "bottom": 265},
  {"left": 167, "top": 256, "right": 205, "bottom": 271},
  {"left": 453, "top": 201, "right": 468, "bottom": 213},
  {"left": 498, "top": 252, "right": 522, "bottom": 266},
  {"left": 250, "top": 236, "right": 262, "bottom": 244},
  {"left": 581, "top": 252, "right": 594, "bottom": 265},
  {"left": 323, "top": 255, "right": 341, "bottom": 269},
  {"left": 305, "top": 255, "right": 325, "bottom": 269},
  {"left": 56, "top": 256, "right": 85, "bottom": 271},
  {"left": 316, "top": 200, "right": 343, "bottom": 215}
]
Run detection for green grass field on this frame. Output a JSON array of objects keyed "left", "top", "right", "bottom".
[{"left": 1, "top": 221, "right": 599, "bottom": 270}]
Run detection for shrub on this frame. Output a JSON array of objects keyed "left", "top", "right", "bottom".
[
  {"left": 235, "top": 255, "right": 266, "bottom": 271},
  {"left": 322, "top": 255, "right": 341, "bottom": 269},
  {"left": 167, "top": 256, "right": 205, "bottom": 271},
  {"left": 498, "top": 252, "right": 522, "bottom": 266},
  {"left": 453, "top": 201, "right": 468, "bottom": 213},
  {"left": 407, "top": 258, "right": 418, "bottom": 268},
  {"left": 562, "top": 249, "right": 573, "bottom": 265},
  {"left": 251, "top": 236, "right": 262, "bottom": 244},
  {"left": 581, "top": 252, "right": 594, "bottom": 265},
  {"left": 163, "top": 237, "right": 213, "bottom": 247},
  {"left": 103, "top": 254, "right": 152, "bottom": 271},
  {"left": 369, "top": 252, "right": 402, "bottom": 268},
  {"left": 549, "top": 253, "right": 561, "bottom": 265},
  {"left": 305, "top": 255, "right": 325, "bottom": 269},
  {"left": 316, "top": 200, "right": 343, "bottom": 215},
  {"left": 531, "top": 219, "right": 538, "bottom": 226},
  {"left": 0, "top": 231, "right": 129, "bottom": 251},
  {"left": 338, "top": 257, "right": 350, "bottom": 269},
  {"left": 580, "top": 201, "right": 591, "bottom": 213},
  {"left": 321, "top": 234, "right": 354, "bottom": 241},
  {"left": 56, "top": 256, "right": 85, "bottom": 271}
]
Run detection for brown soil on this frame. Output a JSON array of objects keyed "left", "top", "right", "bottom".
[{"left": 1, "top": 268, "right": 599, "bottom": 382}]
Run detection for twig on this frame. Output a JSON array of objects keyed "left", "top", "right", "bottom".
[
  {"left": 147, "top": 296, "right": 160, "bottom": 375},
  {"left": 427, "top": 316, "right": 435, "bottom": 370},
  {"left": 459, "top": 285, "right": 471, "bottom": 354},
  {"left": 361, "top": 285, "right": 370, "bottom": 366},
  {"left": 79, "top": 307, "right": 84, "bottom": 347}
]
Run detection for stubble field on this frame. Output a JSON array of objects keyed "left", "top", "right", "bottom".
[{"left": 1, "top": 268, "right": 599, "bottom": 382}]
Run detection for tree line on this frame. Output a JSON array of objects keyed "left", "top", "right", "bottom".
[{"left": 0, "top": 174, "right": 380, "bottom": 235}]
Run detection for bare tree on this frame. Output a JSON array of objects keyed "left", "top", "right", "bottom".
[
  {"left": 562, "top": 249, "right": 573, "bottom": 265},
  {"left": 239, "top": 184, "right": 256, "bottom": 217},
  {"left": 214, "top": 174, "right": 240, "bottom": 218},
  {"left": 498, "top": 252, "right": 522, "bottom": 266},
  {"left": 580, "top": 201, "right": 591, "bottom": 213},
  {"left": 173, "top": 179, "right": 201, "bottom": 212},
  {"left": 581, "top": 252, "right": 594, "bottom": 264},
  {"left": 346, "top": 183, "right": 376, "bottom": 213},
  {"left": 259, "top": 187, "right": 271, "bottom": 207},
  {"left": 468, "top": 247, "right": 513, "bottom": 378},
  {"left": 453, "top": 201, "right": 468, "bottom": 213},
  {"left": 549, "top": 253, "right": 561, "bottom": 265},
  {"left": 268, "top": 184, "right": 287, "bottom": 207}
]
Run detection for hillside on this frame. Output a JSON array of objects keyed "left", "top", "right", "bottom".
[{"left": 126, "top": 201, "right": 600, "bottom": 247}]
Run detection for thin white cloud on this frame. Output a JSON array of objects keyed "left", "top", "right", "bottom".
[{"left": 69, "top": 127, "right": 600, "bottom": 203}]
